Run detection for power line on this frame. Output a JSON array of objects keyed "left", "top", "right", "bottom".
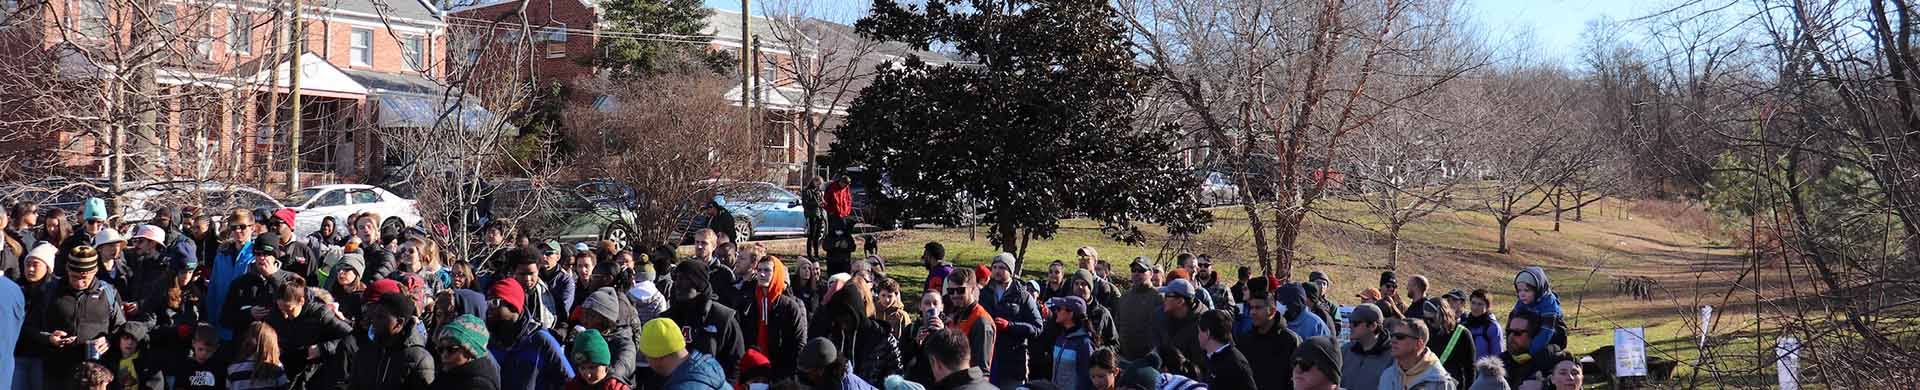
[{"left": 444, "top": 16, "right": 722, "bottom": 45}]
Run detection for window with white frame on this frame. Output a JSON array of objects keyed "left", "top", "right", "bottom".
[
  {"left": 401, "top": 34, "right": 426, "bottom": 71},
  {"left": 349, "top": 28, "right": 372, "bottom": 66},
  {"left": 229, "top": 12, "right": 252, "bottom": 54},
  {"left": 73, "top": 0, "right": 108, "bottom": 38},
  {"left": 542, "top": 25, "right": 566, "bottom": 58}
]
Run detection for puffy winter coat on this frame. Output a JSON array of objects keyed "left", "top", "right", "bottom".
[
  {"left": 349, "top": 321, "right": 435, "bottom": 389},
  {"left": 977, "top": 280, "right": 1041, "bottom": 387},
  {"left": 662, "top": 351, "right": 727, "bottom": 390},
  {"left": 26, "top": 277, "right": 125, "bottom": 383},
  {"left": 489, "top": 317, "right": 574, "bottom": 390}
]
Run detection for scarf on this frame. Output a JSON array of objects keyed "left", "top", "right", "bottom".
[{"left": 1399, "top": 350, "right": 1441, "bottom": 387}]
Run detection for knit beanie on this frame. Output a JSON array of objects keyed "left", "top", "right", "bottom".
[
  {"left": 572, "top": 329, "right": 612, "bottom": 366},
  {"left": 639, "top": 318, "right": 687, "bottom": 359},
  {"left": 490, "top": 278, "right": 527, "bottom": 313},
  {"left": 437, "top": 314, "right": 490, "bottom": 359}
]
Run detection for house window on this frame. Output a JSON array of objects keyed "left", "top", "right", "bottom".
[
  {"left": 542, "top": 26, "right": 566, "bottom": 58},
  {"left": 349, "top": 28, "right": 373, "bottom": 66},
  {"left": 761, "top": 56, "right": 779, "bottom": 85},
  {"left": 73, "top": 0, "right": 108, "bottom": 38},
  {"left": 401, "top": 35, "right": 425, "bottom": 71},
  {"left": 229, "top": 12, "right": 252, "bottom": 54}
]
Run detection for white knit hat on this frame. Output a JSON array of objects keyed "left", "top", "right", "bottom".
[{"left": 26, "top": 243, "right": 55, "bottom": 267}]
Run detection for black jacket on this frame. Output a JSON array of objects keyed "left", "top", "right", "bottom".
[
  {"left": 814, "top": 288, "right": 899, "bottom": 385},
  {"left": 1236, "top": 322, "right": 1300, "bottom": 390},
  {"left": 264, "top": 301, "right": 353, "bottom": 383},
  {"left": 1204, "top": 344, "right": 1258, "bottom": 390},
  {"left": 1430, "top": 324, "right": 1477, "bottom": 388},
  {"left": 350, "top": 322, "right": 436, "bottom": 389},
  {"left": 430, "top": 356, "right": 502, "bottom": 390},
  {"left": 929, "top": 367, "right": 996, "bottom": 390},
  {"left": 666, "top": 299, "right": 744, "bottom": 381},
  {"left": 220, "top": 270, "right": 293, "bottom": 332},
  {"left": 740, "top": 289, "right": 808, "bottom": 379},
  {"left": 361, "top": 246, "right": 396, "bottom": 283},
  {"left": 26, "top": 277, "right": 126, "bottom": 379}
]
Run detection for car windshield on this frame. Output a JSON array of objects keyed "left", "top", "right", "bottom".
[{"left": 286, "top": 188, "right": 322, "bottom": 207}]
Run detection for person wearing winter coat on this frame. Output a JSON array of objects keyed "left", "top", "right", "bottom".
[
  {"left": 979, "top": 253, "right": 1042, "bottom": 387},
  {"left": 1379, "top": 318, "right": 1456, "bottom": 390},
  {"left": 486, "top": 278, "right": 575, "bottom": 390},
  {"left": 566, "top": 329, "right": 632, "bottom": 390},
  {"left": 350, "top": 292, "right": 435, "bottom": 389},
  {"left": 26, "top": 245, "right": 126, "bottom": 390},
  {"left": 1416, "top": 300, "right": 1475, "bottom": 389},
  {"left": 1341, "top": 304, "right": 1395, "bottom": 390},
  {"left": 90, "top": 229, "right": 138, "bottom": 304},
  {"left": 1045, "top": 297, "right": 1094, "bottom": 390},
  {"left": 1197, "top": 310, "right": 1256, "bottom": 390},
  {"left": 740, "top": 255, "right": 809, "bottom": 379},
  {"left": 1464, "top": 290, "right": 1503, "bottom": 362},
  {"left": 262, "top": 278, "right": 352, "bottom": 386},
  {"left": 207, "top": 211, "right": 259, "bottom": 341},
  {"left": 12, "top": 243, "right": 55, "bottom": 389},
  {"left": 1113, "top": 257, "right": 1163, "bottom": 360},
  {"left": 665, "top": 259, "right": 745, "bottom": 381},
  {"left": 921, "top": 328, "right": 994, "bottom": 390},
  {"left": 1276, "top": 283, "right": 1331, "bottom": 340},
  {"left": 432, "top": 314, "right": 502, "bottom": 390},
  {"left": 0, "top": 273, "right": 22, "bottom": 388},
  {"left": 1511, "top": 267, "right": 1564, "bottom": 359},
  {"left": 1235, "top": 277, "right": 1300, "bottom": 390},
  {"left": 221, "top": 238, "right": 296, "bottom": 337},
  {"left": 814, "top": 279, "right": 900, "bottom": 386},
  {"left": 1155, "top": 279, "right": 1207, "bottom": 379},
  {"left": 575, "top": 288, "right": 640, "bottom": 384},
  {"left": 640, "top": 318, "right": 728, "bottom": 390},
  {"left": 1468, "top": 357, "right": 1509, "bottom": 390}
]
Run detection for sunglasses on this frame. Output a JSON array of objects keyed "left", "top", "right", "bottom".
[
  {"left": 1293, "top": 360, "right": 1315, "bottom": 372},
  {"left": 945, "top": 287, "right": 968, "bottom": 296}
]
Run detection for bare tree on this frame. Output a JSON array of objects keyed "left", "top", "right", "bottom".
[
  {"left": 561, "top": 71, "right": 759, "bottom": 247},
  {"left": 1120, "top": 0, "right": 1485, "bottom": 277},
  {"left": 1323, "top": 84, "right": 1473, "bottom": 270},
  {"left": 759, "top": 0, "right": 880, "bottom": 188}
]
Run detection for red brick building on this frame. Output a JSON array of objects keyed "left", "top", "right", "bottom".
[
  {"left": 445, "top": 0, "right": 599, "bottom": 89},
  {"left": 0, "top": 0, "right": 502, "bottom": 187}
]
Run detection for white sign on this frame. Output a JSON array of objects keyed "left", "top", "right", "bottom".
[
  {"left": 1699, "top": 305, "right": 1714, "bottom": 346},
  {"left": 1777, "top": 337, "right": 1801, "bottom": 390},
  {"left": 1614, "top": 328, "right": 1647, "bottom": 377}
]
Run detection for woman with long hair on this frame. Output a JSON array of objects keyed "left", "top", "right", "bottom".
[
  {"left": 227, "top": 322, "right": 289, "bottom": 390},
  {"left": 37, "top": 208, "right": 69, "bottom": 252}
]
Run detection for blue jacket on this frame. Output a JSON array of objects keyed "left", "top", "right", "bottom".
[
  {"left": 0, "top": 277, "right": 23, "bottom": 387},
  {"left": 978, "top": 280, "right": 1041, "bottom": 387},
  {"left": 207, "top": 240, "right": 255, "bottom": 340},
  {"left": 1287, "top": 309, "right": 1331, "bottom": 339},
  {"left": 1512, "top": 267, "right": 1564, "bottom": 358},
  {"left": 1464, "top": 313, "right": 1504, "bottom": 361},
  {"left": 1050, "top": 327, "right": 1094, "bottom": 390},
  {"left": 663, "top": 351, "right": 727, "bottom": 390},
  {"left": 489, "top": 319, "right": 574, "bottom": 390}
]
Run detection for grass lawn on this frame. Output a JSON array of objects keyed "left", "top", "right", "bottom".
[{"left": 720, "top": 197, "right": 1804, "bottom": 387}]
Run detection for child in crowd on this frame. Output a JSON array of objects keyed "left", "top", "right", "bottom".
[
  {"left": 1512, "top": 266, "right": 1566, "bottom": 357},
  {"left": 227, "top": 322, "right": 290, "bottom": 390},
  {"left": 170, "top": 325, "right": 228, "bottom": 390},
  {"left": 565, "top": 329, "right": 631, "bottom": 390}
]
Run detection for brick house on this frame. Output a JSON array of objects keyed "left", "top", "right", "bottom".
[
  {"left": 0, "top": 0, "right": 503, "bottom": 188},
  {"left": 444, "top": 0, "right": 598, "bottom": 89}
]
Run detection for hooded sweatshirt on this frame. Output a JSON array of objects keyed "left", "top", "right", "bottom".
[
  {"left": 1341, "top": 331, "right": 1395, "bottom": 390},
  {"left": 742, "top": 259, "right": 808, "bottom": 380},
  {"left": 578, "top": 288, "right": 640, "bottom": 384},
  {"left": 1380, "top": 349, "right": 1455, "bottom": 390},
  {"left": 1510, "top": 267, "right": 1563, "bottom": 358},
  {"left": 489, "top": 316, "right": 575, "bottom": 390},
  {"left": 1277, "top": 284, "right": 1331, "bottom": 339}
]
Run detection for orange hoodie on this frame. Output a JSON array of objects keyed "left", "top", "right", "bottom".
[{"left": 754, "top": 257, "right": 790, "bottom": 353}]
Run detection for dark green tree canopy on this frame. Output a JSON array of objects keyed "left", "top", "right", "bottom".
[
  {"left": 835, "top": 0, "right": 1209, "bottom": 260},
  {"left": 595, "top": 0, "right": 731, "bottom": 77}
]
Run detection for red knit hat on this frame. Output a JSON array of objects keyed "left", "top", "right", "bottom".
[
  {"left": 490, "top": 278, "right": 527, "bottom": 313},
  {"left": 975, "top": 264, "right": 992, "bottom": 281},
  {"left": 740, "top": 348, "right": 772, "bottom": 374},
  {"left": 366, "top": 279, "right": 403, "bottom": 303}
]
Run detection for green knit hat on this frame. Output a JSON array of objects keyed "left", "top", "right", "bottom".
[
  {"left": 437, "top": 314, "right": 490, "bottom": 359},
  {"left": 572, "top": 329, "right": 611, "bottom": 366}
]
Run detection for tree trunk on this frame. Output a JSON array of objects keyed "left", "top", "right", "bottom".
[
  {"left": 1386, "top": 223, "right": 1403, "bottom": 271},
  {"left": 1496, "top": 216, "right": 1514, "bottom": 254},
  {"left": 1244, "top": 202, "right": 1272, "bottom": 275},
  {"left": 1273, "top": 207, "right": 1305, "bottom": 281},
  {"left": 1550, "top": 192, "right": 1563, "bottom": 232},
  {"left": 1573, "top": 190, "right": 1586, "bottom": 221}
]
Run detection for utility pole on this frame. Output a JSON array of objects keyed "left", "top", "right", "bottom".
[
  {"left": 740, "top": 0, "right": 754, "bottom": 153},
  {"left": 287, "top": 0, "right": 305, "bottom": 192}
]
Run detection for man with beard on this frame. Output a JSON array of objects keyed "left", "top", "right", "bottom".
[
  {"left": 486, "top": 278, "right": 574, "bottom": 390},
  {"left": 260, "top": 209, "right": 317, "bottom": 281},
  {"left": 122, "top": 225, "right": 172, "bottom": 296},
  {"left": 1235, "top": 276, "right": 1300, "bottom": 390},
  {"left": 26, "top": 245, "right": 124, "bottom": 390},
  {"left": 1073, "top": 246, "right": 1120, "bottom": 311},
  {"left": 219, "top": 237, "right": 295, "bottom": 333},
  {"left": 740, "top": 255, "right": 807, "bottom": 380},
  {"left": 664, "top": 259, "right": 745, "bottom": 381},
  {"left": 350, "top": 292, "right": 435, "bottom": 389},
  {"left": 980, "top": 253, "right": 1041, "bottom": 387},
  {"left": 1193, "top": 256, "right": 1234, "bottom": 312}
]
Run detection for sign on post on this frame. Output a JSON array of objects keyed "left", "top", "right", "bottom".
[
  {"left": 1614, "top": 328, "right": 1647, "bottom": 377},
  {"left": 1336, "top": 305, "right": 1354, "bottom": 343},
  {"left": 1777, "top": 337, "right": 1801, "bottom": 390}
]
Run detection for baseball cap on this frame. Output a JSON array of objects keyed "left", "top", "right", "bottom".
[{"left": 1159, "top": 278, "right": 1196, "bottom": 300}]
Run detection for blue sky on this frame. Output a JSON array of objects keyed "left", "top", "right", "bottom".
[{"left": 703, "top": 0, "right": 1653, "bottom": 64}]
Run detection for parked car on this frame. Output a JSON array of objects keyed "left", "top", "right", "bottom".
[
  {"left": 121, "top": 181, "right": 284, "bottom": 223},
  {"left": 484, "top": 178, "right": 641, "bottom": 244},
  {"left": 682, "top": 180, "right": 808, "bottom": 241},
  {"left": 283, "top": 184, "right": 423, "bottom": 238},
  {"left": 843, "top": 166, "right": 907, "bottom": 229},
  {"left": 1197, "top": 171, "right": 1240, "bottom": 206},
  {"left": 0, "top": 178, "right": 109, "bottom": 216}
]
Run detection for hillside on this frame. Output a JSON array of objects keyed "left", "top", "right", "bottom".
[{"left": 746, "top": 198, "right": 1782, "bottom": 385}]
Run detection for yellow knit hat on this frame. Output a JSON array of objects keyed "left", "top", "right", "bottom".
[{"left": 639, "top": 318, "right": 686, "bottom": 359}]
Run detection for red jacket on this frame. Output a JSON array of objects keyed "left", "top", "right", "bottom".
[{"left": 825, "top": 181, "right": 852, "bottom": 218}]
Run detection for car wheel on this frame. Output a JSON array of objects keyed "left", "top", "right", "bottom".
[
  {"left": 737, "top": 219, "right": 756, "bottom": 242},
  {"left": 602, "top": 222, "right": 633, "bottom": 247}
]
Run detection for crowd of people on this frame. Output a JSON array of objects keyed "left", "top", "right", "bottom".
[{"left": 0, "top": 196, "right": 1594, "bottom": 390}]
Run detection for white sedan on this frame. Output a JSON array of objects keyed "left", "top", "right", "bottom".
[{"left": 284, "top": 184, "right": 424, "bottom": 238}]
